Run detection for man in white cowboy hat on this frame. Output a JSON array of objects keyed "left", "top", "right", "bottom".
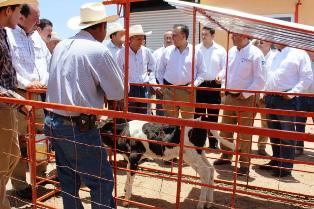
[
  {"left": 6, "top": 3, "right": 50, "bottom": 199},
  {"left": 117, "top": 24, "right": 158, "bottom": 114},
  {"left": 105, "top": 22, "right": 125, "bottom": 61},
  {"left": 0, "top": 1, "right": 37, "bottom": 208},
  {"left": 44, "top": 2, "right": 124, "bottom": 209}
]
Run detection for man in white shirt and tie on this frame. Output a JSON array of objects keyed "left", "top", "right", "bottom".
[
  {"left": 6, "top": 3, "right": 50, "bottom": 199},
  {"left": 153, "top": 30, "right": 173, "bottom": 116},
  {"left": 260, "top": 45, "right": 313, "bottom": 177},
  {"left": 157, "top": 24, "right": 206, "bottom": 119},
  {"left": 214, "top": 34, "right": 266, "bottom": 176},
  {"left": 117, "top": 25, "right": 157, "bottom": 114},
  {"left": 195, "top": 27, "right": 226, "bottom": 149},
  {"left": 105, "top": 22, "right": 124, "bottom": 61}
]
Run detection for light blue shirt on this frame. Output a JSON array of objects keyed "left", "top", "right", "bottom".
[
  {"left": 117, "top": 46, "right": 156, "bottom": 85},
  {"left": 105, "top": 40, "right": 121, "bottom": 61},
  {"left": 47, "top": 30, "right": 124, "bottom": 116}
]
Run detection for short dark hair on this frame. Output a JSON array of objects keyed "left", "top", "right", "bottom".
[
  {"left": 203, "top": 26, "right": 215, "bottom": 35},
  {"left": 110, "top": 31, "right": 118, "bottom": 39},
  {"left": 20, "top": 4, "right": 30, "bottom": 18},
  {"left": 38, "top": 18, "right": 53, "bottom": 30},
  {"left": 84, "top": 22, "right": 107, "bottom": 31},
  {"left": 0, "top": 4, "right": 20, "bottom": 12},
  {"left": 173, "top": 24, "right": 189, "bottom": 39}
]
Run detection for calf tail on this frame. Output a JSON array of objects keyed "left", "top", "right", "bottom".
[{"left": 209, "top": 130, "right": 235, "bottom": 151}]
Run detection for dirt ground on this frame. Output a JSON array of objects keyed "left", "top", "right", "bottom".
[{"left": 6, "top": 115, "right": 314, "bottom": 209}]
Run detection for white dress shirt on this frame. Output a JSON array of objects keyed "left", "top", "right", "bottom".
[
  {"left": 153, "top": 46, "right": 167, "bottom": 83},
  {"left": 157, "top": 44, "right": 206, "bottom": 87},
  {"left": 309, "top": 62, "right": 314, "bottom": 93},
  {"left": 264, "top": 49, "right": 278, "bottom": 85},
  {"left": 117, "top": 46, "right": 157, "bottom": 85},
  {"left": 265, "top": 47, "right": 313, "bottom": 94},
  {"left": 105, "top": 40, "right": 121, "bottom": 61},
  {"left": 196, "top": 41, "right": 226, "bottom": 81},
  {"left": 223, "top": 42, "right": 266, "bottom": 98},
  {"left": 6, "top": 26, "right": 51, "bottom": 89},
  {"left": 47, "top": 30, "right": 124, "bottom": 116}
]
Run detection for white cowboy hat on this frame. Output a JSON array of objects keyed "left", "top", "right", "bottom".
[
  {"left": 105, "top": 22, "right": 125, "bottom": 39},
  {"left": 67, "top": 2, "right": 119, "bottom": 30},
  {"left": 129, "top": 25, "right": 152, "bottom": 37},
  {"left": 0, "top": 0, "right": 38, "bottom": 7}
]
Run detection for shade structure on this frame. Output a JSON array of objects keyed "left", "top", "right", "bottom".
[{"left": 165, "top": 0, "right": 314, "bottom": 51}]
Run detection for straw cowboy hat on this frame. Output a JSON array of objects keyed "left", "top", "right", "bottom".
[
  {"left": 129, "top": 25, "right": 152, "bottom": 37},
  {"left": 67, "top": 2, "right": 118, "bottom": 30},
  {"left": 105, "top": 22, "right": 125, "bottom": 39},
  {"left": 0, "top": 0, "right": 38, "bottom": 7}
]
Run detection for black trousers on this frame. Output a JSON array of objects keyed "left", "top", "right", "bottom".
[
  {"left": 195, "top": 80, "right": 221, "bottom": 147},
  {"left": 128, "top": 85, "right": 148, "bottom": 114}
]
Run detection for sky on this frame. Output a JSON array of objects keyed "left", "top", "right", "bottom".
[{"left": 39, "top": 0, "right": 118, "bottom": 39}]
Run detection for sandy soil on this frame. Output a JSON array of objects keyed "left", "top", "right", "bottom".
[{"left": 6, "top": 115, "right": 314, "bottom": 209}]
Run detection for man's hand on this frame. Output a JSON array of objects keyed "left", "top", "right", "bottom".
[
  {"left": 220, "top": 92, "right": 225, "bottom": 98},
  {"left": 282, "top": 94, "right": 293, "bottom": 100},
  {"left": 215, "top": 76, "right": 222, "bottom": 84},
  {"left": 237, "top": 93, "right": 246, "bottom": 100},
  {"left": 27, "top": 81, "right": 45, "bottom": 89},
  {"left": 19, "top": 105, "right": 32, "bottom": 116},
  {"left": 154, "top": 87, "right": 163, "bottom": 97}
]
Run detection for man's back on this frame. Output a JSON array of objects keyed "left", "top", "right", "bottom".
[{"left": 47, "top": 30, "right": 124, "bottom": 116}]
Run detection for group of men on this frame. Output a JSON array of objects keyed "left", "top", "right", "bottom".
[
  {"left": 0, "top": 0, "right": 61, "bottom": 208},
  {"left": 1, "top": 1, "right": 314, "bottom": 209}
]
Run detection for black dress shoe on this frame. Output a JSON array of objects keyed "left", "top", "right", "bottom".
[
  {"left": 257, "top": 149, "right": 268, "bottom": 156},
  {"left": 272, "top": 170, "right": 292, "bottom": 178},
  {"left": 237, "top": 167, "right": 249, "bottom": 176},
  {"left": 16, "top": 185, "right": 32, "bottom": 200},
  {"left": 213, "top": 158, "right": 232, "bottom": 166},
  {"left": 259, "top": 161, "right": 278, "bottom": 171}
]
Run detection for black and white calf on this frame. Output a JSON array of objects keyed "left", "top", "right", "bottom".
[{"left": 99, "top": 118, "right": 235, "bottom": 209}]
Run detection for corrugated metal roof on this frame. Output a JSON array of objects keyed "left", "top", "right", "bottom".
[
  {"left": 165, "top": 0, "right": 314, "bottom": 51},
  {"left": 131, "top": 9, "right": 200, "bottom": 50}
]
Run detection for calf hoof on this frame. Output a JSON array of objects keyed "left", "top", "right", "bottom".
[
  {"left": 197, "top": 202, "right": 205, "bottom": 209},
  {"left": 122, "top": 200, "right": 129, "bottom": 207},
  {"left": 205, "top": 202, "right": 213, "bottom": 209},
  {"left": 197, "top": 202, "right": 212, "bottom": 209}
]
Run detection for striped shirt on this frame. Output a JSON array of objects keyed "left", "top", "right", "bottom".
[
  {"left": 6, "top": 26, "right": 51, "bottom": 90},
  {"left": 0, "top": 28, "right": 17, "bottom": 90}
]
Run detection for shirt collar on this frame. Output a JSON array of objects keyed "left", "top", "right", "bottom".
[
  {"left": 108, "top": 40, "right": 121, "bottom": 49},
  {"left": 201, "top": 41, "right": 217, "bottom": 50},
  {"left": 237, "top": 41, "right": 251, "bottom": 52},
  {"left": 130, "top": 46, "right": 143, "bottom": 55},
  {"left": 175, "top": 43, "right": 190, "bottom": 54},
  {"left": 75, "top": 30, "right": 97, "bottom": 42},
  {"left": 16, "top": 25, "right": 30, "bottom": 37}
]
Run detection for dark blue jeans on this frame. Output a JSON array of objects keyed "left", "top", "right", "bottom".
[
  {"left": 265, "top": 95, "right": 297, "bottom": 169},
  {"left": 128, "top": 85, "right": 148, "bottom": 114},
  {"left": 44, "top": 115, "right": 115, "bottom": 209},
  {"left": 295, "top": 96, "right": 314, "bottom": 149}
]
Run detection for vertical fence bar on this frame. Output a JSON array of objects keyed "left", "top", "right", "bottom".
[
  {"left": 123, "top": 0, "right": 130, "bottom": 113},
  {"left": 175, "top": 126, "right": 185, "bottom": 209},
  {"left": 27, "top": 91, "right": 38, "bottom": 209},
  {"left": 191, "top": 7, "right": 196, "bottom": 104}
]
